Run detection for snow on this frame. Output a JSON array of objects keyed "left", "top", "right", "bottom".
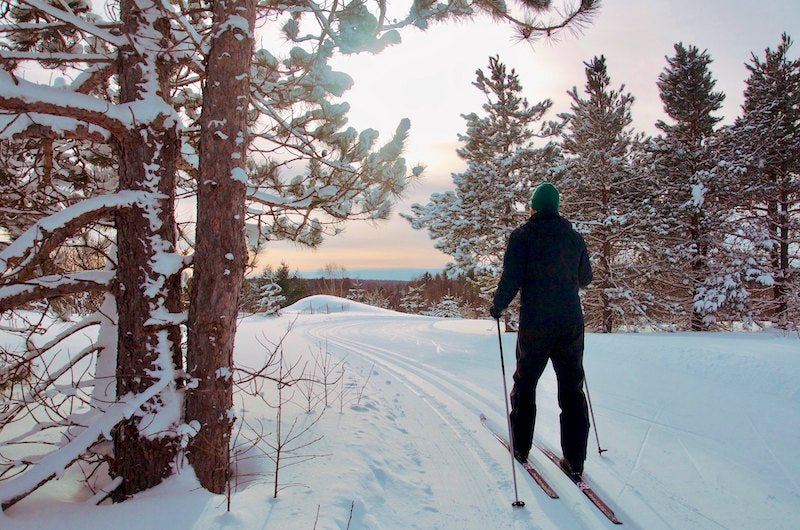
[
  {"left": 2, "top": 298, "right": 799, "bottom": 528},
  {"left": 0, "top": 192, "right": 157, "bottom": 275},
  {"left": 0, "top": 113, "right": 110, "bottom": 142},
  {"left": 282, "top": 294, "right": 399, "bottom": 315}
]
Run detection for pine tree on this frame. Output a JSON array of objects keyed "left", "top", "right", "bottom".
[
  {"left": 400, "top": 283, "right": 427, "bottom": 314},
  {"left": 255, "top": 269, "right": 286, "bottom": 315},
  {"left": 556, "top": 56, "right": 652, "bottom": 332},
  {"left": 274, "top": 262, "right": 307, "bottom": 307},
  {"left": 347, "top": 280, "right": 367, "bottom": 303},
  {"left": 651, "top": 43, "right": 735, "bottom": 330},
  {"left": 363, "top": 288, "right": 392, "bottom": 309},
  {"left": 423, "top": 292, "right": 464, "bottom": 318},
  {"left": 405, "top": 56, "right": 560, "bottom": 311},
  {"left": 726, "top": 34, "right": 800, "bottom": 328}
]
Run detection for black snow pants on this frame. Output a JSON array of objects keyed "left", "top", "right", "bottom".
[{"left": 510, "top": 323, "right": 590, "bottom": 467}]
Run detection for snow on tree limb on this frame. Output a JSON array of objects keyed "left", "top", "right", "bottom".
[
  {"left": 70, "top": 63, "right": 118, "bottom": 95},
  {"left": 0, "top": 69, "right": 128, "bottom": 139},
  {"left": 0, "top": 340, "right": 101, "bottom": 426},
  {"left": 19, "top": 312, "right": 103, "bottom": 364},
  {"left": 0, "top": 191, "right": 161, "bottom": 282},
  {"left": 0, "top": 113, "right": 110, "bottom": 142},
  {"left": 0, "top": 51, "right": 115, "bottom": 64},
  {"left": 16, "top": 0, "right": 125, "bottom": 47},
  {"left": 155, "top": 0, "right": 207, "bottom": 54},
  {"left": 0, "top": 369, "right": 172, "bottom": 510},
  {"left": 0, "top": 271, "right": 114, "bottom": 312}
]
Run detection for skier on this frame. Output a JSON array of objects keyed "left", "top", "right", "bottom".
[{"left": 489, "top": 182, "right": 593, "bottom": 479}]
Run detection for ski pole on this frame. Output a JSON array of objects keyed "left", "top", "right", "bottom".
[
  {"left": 496, "top": 318, "right": 525, "bottom": 508},
  {"left": 584, "top": 376, "right": 607, "bottom": 455}
]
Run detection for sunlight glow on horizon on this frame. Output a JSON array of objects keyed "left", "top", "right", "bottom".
[{"left": 257, "top": 0, "right": 800, "bottom": 274}]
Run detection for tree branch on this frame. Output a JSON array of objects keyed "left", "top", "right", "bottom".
[
  {"left": 0, "top": 69, "right": 129, "bottom": 139},
  {"left": 0, "top": 113, "right": 110, "bottom": 143},
  {"left": 0, "top": 191, "right": 158, "bottom": 282},
  {"left": 0, "top": 271, "right": 114, "bottom": 312},
  {"left": 0, "top": 51, "right": 115, "bottom": 64},
  {"left": 0, "top": 369, "right": 172, "bottom": 510},
  {"left": 17, "top": 0, "right": 125, "bottom": 47}
]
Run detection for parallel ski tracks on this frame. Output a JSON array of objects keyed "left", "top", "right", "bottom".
[
  {"left": 307, "top": 319, "right": 512, "bottom": 518},
  {"left": 305, "top": 317, "right": 621, "bottom": 528}
]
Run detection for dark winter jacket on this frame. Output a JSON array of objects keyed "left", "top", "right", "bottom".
[{"left": 492, "top": 212, "right": 592, "bottom": 328}]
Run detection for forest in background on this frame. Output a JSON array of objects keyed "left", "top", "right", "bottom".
[{"left": 240, "top": 263, "right": 483, "bottom": 318}]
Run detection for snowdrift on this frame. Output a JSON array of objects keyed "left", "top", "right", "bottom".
[{"left": 281, "top": 294, "right": 400, "bottom": 315}]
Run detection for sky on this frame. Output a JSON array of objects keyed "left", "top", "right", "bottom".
[{"left": 258, "top": 0, "right": 800, "bottom": 277}]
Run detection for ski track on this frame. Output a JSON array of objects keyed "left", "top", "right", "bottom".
[
  {"left": 618, "top": 404, "right": 662, "bottom": 499},
  {"left": 302, "top": 316, "right": 618, "bottom": 529},
  {"left": 744, "top": 411, "right": 800, "bottom": 495},
  {"left": 306, "top": 319, "right": 511, "bottom": 528},
  {"left": 676, "top": 438, "right": 708, "bottom": 487}
]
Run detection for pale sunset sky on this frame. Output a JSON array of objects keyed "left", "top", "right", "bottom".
[
  {"left": 12, "top": 2, "right": 800, "bottom": 276},
  {"left": 262, "top": 1, "right": 800, "bottom": 275}
]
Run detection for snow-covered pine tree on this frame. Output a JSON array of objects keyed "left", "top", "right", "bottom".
[
  {"left": 400, "top": 283, "right": 427, "bottom": 314},
  {"left": 255, "top": 269, "right": 286, "bottom": 315},
  {"left": 347, "top": 280, "right": 368, "bottom": 303},
  {"left": 650, "top": 43, "right": 735, "bottom": 330},
  {"left": 404, "top": 56, "right": 561, "bottom": 317},
  {"left": 423, "top": 292, "right": 464, "bottom": 318},
  {"left": 363, "top": 288, "right": 392, "bottom": 309},
  {"left": 556, "top": 56, "right": 653, "bottom": 332},
  {"left": 725, "top": 34, "right": 800, "bottom": 328}
]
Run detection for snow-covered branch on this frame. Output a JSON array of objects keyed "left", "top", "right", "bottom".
[
  {"left": 0, "top": 113, "right": 110, "bottom": 143},
  {"left": 0, "top": 368, "right": 172, "bottom": 509},
  {"left": 0, "top": 271, "right": 114, "bottom": 312},
  {"left": 70, "top": 63, "right": 118, "bottom": 95},
  {"left": 0, "top": 51, "right": 115, "bottom": 64},
  {"left": 0, "top": 69, "right": 128, "bottom": 139},
  {"left": 16, "top": 0, "right": 125, "bottom": 47},
  {"left": 0, "top": 191, "right": 159, "bottom": 282}
]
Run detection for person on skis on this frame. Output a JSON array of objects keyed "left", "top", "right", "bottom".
[{"left": 489, "top": 182, "right": 593, "bottom": 479}]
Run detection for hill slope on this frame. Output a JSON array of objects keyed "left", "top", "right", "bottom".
[{"left": 3, "top": 299, "right": 799, "bottom": 529}]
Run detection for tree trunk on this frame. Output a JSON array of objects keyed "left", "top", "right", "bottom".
[
  {"left": 110, "top": 0, "right": 182, "bottom": 500},
  {"left": 690, "top": 213, "right": 706, "bottom": 332},
  {"left": 601, "top": 236, "right": 613, "bottom": 333},
  {"left": 776, "top": 188, "right": 789, "bottom": 328},
  {"left": 185, "top": 0, "right": 256, "bottom": 494}
]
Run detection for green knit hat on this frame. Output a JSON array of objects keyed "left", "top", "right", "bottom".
[{"left": 529, "top": 182, "right": 560, "bottom": 213}]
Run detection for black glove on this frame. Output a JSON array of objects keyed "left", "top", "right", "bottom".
[{"left": 489, "top": 306, "right": 502, "bottom": 319}]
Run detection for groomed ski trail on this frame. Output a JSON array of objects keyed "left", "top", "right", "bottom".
[{"left": 298, "top": 313, "right": 622, "bottom": 529}]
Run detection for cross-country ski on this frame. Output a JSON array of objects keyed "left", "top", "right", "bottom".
[
  {"left": 536, "top": 442, "right": 623, "bottom": 524},
  {"left": 480, "top": 414, "right": 559, "bottom": 499}
]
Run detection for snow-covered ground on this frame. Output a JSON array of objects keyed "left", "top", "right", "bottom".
[{"left": 2, "top": 295, "right": 799, "bottom": 529}]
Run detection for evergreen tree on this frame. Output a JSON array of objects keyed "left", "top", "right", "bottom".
[
  {"left": 347, "top": 280, "right": 367, "bottom": 303},
  {"left": 363, "top": 288, "right": 392, "bottom": 309},
  {"left": 255, "top": 269, "right": 286, "bottom": 315},
  {"left": 651, "top": 43, "right": 736, "bottom": 330},
  {"left": 405, "top": 56, "right": 560, "bottom": 311},
  {"left": 400, "top": 283, "right": 427, "bottom": 314},
  {"left": 557, "top": 56, "right": 652, "bottom": 332},
  {"left": 274, "top": 262, "right": 307, "bottom": 307},
  {"left": 423, "top": 293, "right": 464, "bottom": 318},
  {"left": 727, "top": 34, "right": 800, "bottom": 328}
]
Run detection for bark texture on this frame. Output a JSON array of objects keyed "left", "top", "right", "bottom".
[
  {"left": 185, "top": 0, "right": 256, "bottom": 493},
  {"left": 110, "top": 0, "right": 182, "bottom": 500}
]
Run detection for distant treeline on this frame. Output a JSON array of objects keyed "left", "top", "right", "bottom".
[{"left": 240, "top": 262, "right": 483, "bottom": 317}]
